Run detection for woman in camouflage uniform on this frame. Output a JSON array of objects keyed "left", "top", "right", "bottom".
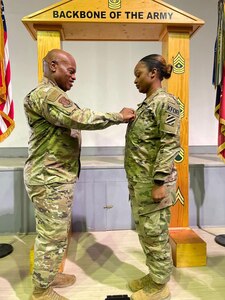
[{"left": 124, "top": 54, "right": 180, "bottom": 300}]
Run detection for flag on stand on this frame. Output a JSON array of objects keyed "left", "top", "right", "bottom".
[
  {"left": 0, "top": 0, "right": 14, "bottom": 142},
  {"left": 213, "top": 0, "right": 225, "bottom": 161}
]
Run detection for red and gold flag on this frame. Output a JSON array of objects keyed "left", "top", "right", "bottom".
[
  {"left": 0, "top": 0, "right": 14, "bottom": 142},
  {"left": 216, "top": 64, "right": 225, "bottom": 161},
  {"left": 214, "top": 0, "right": 225, "bottom": 161}
]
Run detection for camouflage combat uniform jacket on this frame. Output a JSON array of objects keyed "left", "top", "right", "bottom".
[
  {"left": 124, "top": 87, "right": 180, "bottom": 186},
  {"left": 24, "top": 77, "right": 123, "bottom": 186}
]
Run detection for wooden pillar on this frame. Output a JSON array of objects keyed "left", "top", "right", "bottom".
[
  {"left": 161, "top": 27, "right": 191, "bottom": 227},
  {"left": 161, "top": 27, "right": 206, "bottom": 267},
  {"left": 36, "top": 30, "right": 61, "bottom": 82}
]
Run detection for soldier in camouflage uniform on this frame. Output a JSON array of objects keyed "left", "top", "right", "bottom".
[
  {"left": 124, "top": 54, "right": 180, "bottom": 300},
  {"left": 24, "top": 49, "right": 135, "bottom": 300}
]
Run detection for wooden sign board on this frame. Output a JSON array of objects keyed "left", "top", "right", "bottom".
[{"left": 22, "top": 0, "right": 204, "bottom": 41}]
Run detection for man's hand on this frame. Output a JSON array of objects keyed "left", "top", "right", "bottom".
[
  {"left": 119, "top": 108, "right": 135, "bottom": 122},
  {"left": 152, "top": 184, "right": 166, "bottom": 203}
]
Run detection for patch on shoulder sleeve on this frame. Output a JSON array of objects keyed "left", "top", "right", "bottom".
[
  {"left": 161, "top": 101, "right": 180, "bottom": 134},
  {"left": 165, "top": 114, "right": 176, "bottom": 126},
  {"left": 58, "top": 97, "right": 73, "bottom": 108},
  {"left": 166, "top": 103, "right": 179, "bottom": 116},
  {"left": 47, "top": 89, "right": 62, "bottom": 102}
]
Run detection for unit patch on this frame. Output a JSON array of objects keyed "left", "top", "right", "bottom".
[
  {"left": 161, "top": 101, "right": 179, "bottom": 134},
  {"left": 47, "top": 89, "right": 61, "bottom": 102},
  {"left": 165, "top": 114, "right": 176, "bottom": 126}
]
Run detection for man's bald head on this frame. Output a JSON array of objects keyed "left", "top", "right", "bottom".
[
  {"left": 42, "top": 49, "right": 76, "bottom": 91},
  {"left": 43, "top": 49, "right": 75, "bottom": 76}
]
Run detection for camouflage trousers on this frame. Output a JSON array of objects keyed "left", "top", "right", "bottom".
[
  {"left": 128, "top": 181, "right": 173, "bottom": 285},
  {"left": 25, "top": 183, "right": 74, "bottom": 288}
]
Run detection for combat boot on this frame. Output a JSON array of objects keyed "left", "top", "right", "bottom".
[
  {"left": 131, "top": 279, "right": 171, "bottom": 300},
  {"left": 51, "top": 273, "right": 76, "bottom": 288},
  {"left": 31, "top": 286, "right": 69, "bottom": 300},
  {"left": 128, "top": 274, "right": 151, "bottom": 292}
]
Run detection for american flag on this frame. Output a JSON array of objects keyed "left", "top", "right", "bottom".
[
  {"left": 213, "top": 0, "right": 225, "bottom": 161},
  {"left": 0, "top": 0, "right": 14, "bottom": 142}
]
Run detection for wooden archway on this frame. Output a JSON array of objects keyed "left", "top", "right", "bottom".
[{"left": 22, "top": 0, "right": 206, "bottom": 267}]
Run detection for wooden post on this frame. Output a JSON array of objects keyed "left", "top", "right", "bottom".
[
  {"left": 161, "top": 27, "right": 190, "bottom": 228},
  {"left": 161, "top": 27, "right": 206, "bottom": 267}
]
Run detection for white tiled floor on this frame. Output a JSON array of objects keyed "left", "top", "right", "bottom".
[{"left": 1, "top": 227, "right": 225, "bottom": 300}]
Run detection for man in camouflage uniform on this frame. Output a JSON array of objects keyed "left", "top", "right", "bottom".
[
  {"left": 124, "top": 54, "right": 180, "bottom": 300},
  {"left": 24, "top": 48, "right": 135, "bottom": 300}
]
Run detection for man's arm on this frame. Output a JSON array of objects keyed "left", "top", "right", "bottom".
[{"left": 42, "top": 91, "right": 135, "bottom": 130}]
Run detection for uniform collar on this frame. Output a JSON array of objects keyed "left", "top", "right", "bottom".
[
  {"left": 41, "top": 77, "right": 57, "bottom": 87},
  {"left": 144, "top": 88, "right": 165, "bottom": 104},
  {"left": 137, "top": 88, "right": 165, "bottom": 108}
]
